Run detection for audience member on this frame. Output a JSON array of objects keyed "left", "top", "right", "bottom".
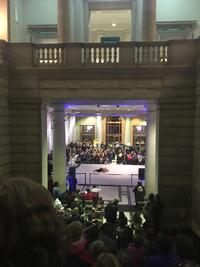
[
  {"left": 0, "top": 177, "right": 67, "bottom": 267},
  {"left": 95, "top": 253, "right": 120, "bottom": 267}
]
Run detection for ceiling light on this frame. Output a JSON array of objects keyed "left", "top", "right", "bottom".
[{"left": 112, "top": 23, "right": 116, "bottom": 27}]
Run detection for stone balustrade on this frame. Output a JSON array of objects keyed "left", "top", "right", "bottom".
[
  {"left": 0, "top": 40, "right": 7, "bottom": 65},
  {"left": 2, "top": 39, "right": 197, "bottom": 68},
  {"left": 33, "top": 42, "right": 169, "bottom": 66}
]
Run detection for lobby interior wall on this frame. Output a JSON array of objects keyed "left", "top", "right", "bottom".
[
  {"left": 0, "top": 41, "right": 10, "bottom": 177},
  {"left": 8, "top": 44, "right": 42, "bottom": 181},
  {"left": 159, "top": 97, "right": 195, "bottom": 226},
  {"left": 157, "top": 0, "right": 200, "bottom": 37},
  {"left": 75, "top": 116, "right": 97, "bottom": 141},
  {"left": 192, "top": 44, "right": 200, "bottom": 235},
  {"left": 8, "top": 0, "right": 200, "bottom": 42}
]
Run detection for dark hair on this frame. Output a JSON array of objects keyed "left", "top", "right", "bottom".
[
  {"left": 0, "top": 177, "right": 66, "bottom": 267},
  {"left": 176, "top": 235, "right": 194, "bottom": 260}
]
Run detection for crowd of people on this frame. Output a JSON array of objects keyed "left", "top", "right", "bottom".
[
  {"left": 0, "top": 177, "right": 199, "bottom": 267},
  {"left": 66, "top": 141, "right": 145, "bottom": 165}
]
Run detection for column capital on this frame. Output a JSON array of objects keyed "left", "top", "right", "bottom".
[
  {"left": 146, "top": 100, "right": 160, "bottom": 112},
  {"left": 52, "top": 103, "right": 65, "bottom": 112}
]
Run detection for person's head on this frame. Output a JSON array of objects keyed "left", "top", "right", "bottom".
[
  {"left": 96, "top": 253, "right": 120, "bottom": 267},
  {"left": 53, "top": 181, "right": 59, "bottom": 187},
  {"left": 88, "top": 240, "right": 105, "bottom": 259},
  {"left": 118, "top": 212, "right": 128, "bottom": 227},
  {"left": 67, "top": 221, "right": 83, "bottom": 242},
  {"left": 86, "top": 188, "right": 91, "bottom": 193},
  {"left": 157, "top": 235, "right": 173, "bottom": 254},
  {"left": 176, "top": 235, "right": 194, "bottom": 260},
  {"left": 148, "top": 193, "right": 155, "bottom": 202},
  {"left": 0, "top": 177, "right": 66, "bottom": 267},
  {"left": 133, "top": 234, "right": 144, "bottom": 248}
]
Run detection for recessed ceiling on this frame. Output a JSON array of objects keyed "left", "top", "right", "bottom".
[
  {"left": 89, "top": 10, "right": 131, "bottom": 32},
  {"left": 63, "top": 104, "right": 147, "bottom": 116}
]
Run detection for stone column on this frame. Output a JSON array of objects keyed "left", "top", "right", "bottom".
[
  {"left": 41, "top": 104, "right": 48, "bottom": 188},
  {"left": 70, "top": 0, "right": 89, "bottom": 42},
  {"left": 142, "top": 0, "right": 156, "bottom": 41},
  {"left": 47, "top": 110, "right": 53, "bottom": 153},
  {"left": 69, "top": 115, "right": 76, "bottom": 142},
  {"left": 57, "top": 0, "right": 70, "bottom": 42},
  {"left": 65, "top": 114, "right": 70, "bottom": 145},
  {"left": 124, "top": 117, "right": 131, "bottom": 146},
  {"left": 145, "top": 103, "right": 159, "bottom": 196},
  {"left": 131, "top": 0, "right": 143, "bottom": 41},
  {"left": 96, "top": 115, "right": 102, "bottom": 145},
  {"left": 53, "top": 104, "right": 66, "bottom": 191}
]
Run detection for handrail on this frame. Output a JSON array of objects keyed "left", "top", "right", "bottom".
[
  {"left": 76, "top": 171, "right": 138, "bottom": 186},
  {"left": 76, "top": 172, "right": 87, "bottom": 185}
]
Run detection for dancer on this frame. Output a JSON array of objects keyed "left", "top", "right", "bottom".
[{"left": 93, "top": 167, "right": 109, "bottom": 173}]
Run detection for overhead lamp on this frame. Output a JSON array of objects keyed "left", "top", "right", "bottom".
[{"left": 112, "top": 23, "right": 116, "bottom": 27}]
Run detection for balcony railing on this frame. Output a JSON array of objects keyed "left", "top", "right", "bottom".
[
  {"left": 33, "top": 42, "right": 169, "bottom": 66},
  {"left": 34, "top": 44, "right": 65, "bottom": 65}
]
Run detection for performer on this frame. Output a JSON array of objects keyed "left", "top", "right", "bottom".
[
  {"left": 67, "top": 158, "right": 81, "bottom": 193},
  {"left": 93, "top": 167, "right": 109, "bottom": 173}
]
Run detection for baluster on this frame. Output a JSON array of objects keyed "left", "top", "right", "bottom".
[
  {"left": 49, "top": 48, "right": 52, "bottom": 64},
  {"left": 53, "top": 48, "right": 57, "bottom": 63},
  {"left": 160, "top": 46, "right": 164, "bottom": 63},
  {"left": 93, "top": 47, "right": 96, "bottom": 63},
  {"left": 152, "top": 46, "right": 155, "bottom": 62},
  {"left": 106, "top": 47, "right": 109, "bottom": 63},
  {"left": 59, "top": 48, "right": 62, "bottom": 64},
  {"left": 61, "top": 48, "right": 64, "bottom": 63},
  {"left": 44, "top": 48, "right": 47, "bottom": 64},
  {"left": 144, "top": 46, "right": 149, "bottom": 63},
  {"left": 82, "top": 47, "right": 85, "bottom": 64},
  {"left": 96, "top": 47, "right": 99, "bottom": 63},
  {"left": 83, "top": 47, "right": 87, "bottom": 64},
  {"left": 139, "top": 47, "right": 142, "bottom": 63},
  {"left": 90, "top": 47, "right": 94, "bottom": 63},
  {"left": 39, "top": 48, "right": 43, "bottom": 64},
  {"left": 135, "top": 46, "right": 139, "bottom": 63},
  {"left": 113, "top": 47, "right": 117, "bottom": 63},
  {"left": 116, "top": 47, "right": 120, "bottom": 63},
  {"left": 149, "top": 46, "right": 152, "bottom": 63},
  {"left": 100, "top": 47, "right": 104, "bottom": 63},
  {"left": 34, "top": 49, "right": 39, "bottom": 65},
  {"left": 164, "top": 46, "right": 168, "bottom": 62},
  {"left": 154, "top": 46, "right": 158, "bottom": 62},
  {"left": 86, "top": 47, "right": 90, "bottom": 63}
]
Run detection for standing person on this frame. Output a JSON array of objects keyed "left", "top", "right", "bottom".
[
  {"left": 133, "top": 181, "right": 145, "bottom": 208},
  {"left": 0, "top": 177, "right": 67, "bottom": 267},
  {"left": 143, "top": 193, "right": 155, "bottom": 224},
  {"left": 53, "top": 181, "right": 60, "bottom": 199},
  {"left": 152, "top": 194, "right": 163, "bottom": 232}
]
